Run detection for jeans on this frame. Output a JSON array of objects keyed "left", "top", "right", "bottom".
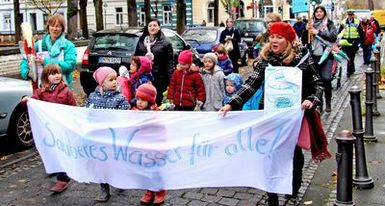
[{"left": 362, "top": 44, "right": 372, "bottom": 65}]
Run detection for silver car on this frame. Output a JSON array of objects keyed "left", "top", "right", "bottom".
[{"left": 0, "top": 77, "right": 33, "bottom": 148}]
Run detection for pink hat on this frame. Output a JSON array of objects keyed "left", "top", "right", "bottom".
[
  {"left": 93, "top": 66, "right": 116, "bottom": 86},
  {"left": 269, "top": 22, "right": 297, "bottom": 43},
  {"left": 178, "top": 50, "right": 193, "bottom": 65},
  {"left": 138, "top": 56, "right": 153, "bottom": 74},
  {"left": 135, "top": 83, "right": 157, "bottom": 103}
]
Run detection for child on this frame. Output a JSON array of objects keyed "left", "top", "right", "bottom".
[
  {"left": 131, "top": 83, "right": 166, "bottom": 205},
  {"left": 200, "top": 52, "right": 225, "bottom": 111},
  {"left": 85, "top": 66, "right": 130, "bottom": 202},
  {"left": 167, "top": 50, "right": 206, "bottom": 111},
  {"left": 22, "top": 63, "right": 76, "bottom": 193},
  {"left": 223, "top": 73, "right": 243, "bottom": 105},
  {"left": 118, "top": 56, "right": 153, "bottom": 104},
  {"left": 214, "top": 44, "right": 233, "bottom": 75}
]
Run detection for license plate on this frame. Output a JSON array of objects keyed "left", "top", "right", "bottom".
[
  {"left": 242, "top": 37, "right": 254, "bottom": 42},
  {"left": 98, "top": 57, "right": 121, "bottom": 64}
]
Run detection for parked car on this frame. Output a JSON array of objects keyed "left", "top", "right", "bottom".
[
  {"left": 0, "top": 77, "right": 33, "bottom": 148},
  {"left": 182, "top": 27, "right": 225, "bottom": 59},
  {"left": 80, "top": 27, "right": 200, "bottom": 96},
  {"left": 283, "top": 19, "right": 296, "bottom": 26},
  {"left": 234, "top": 18, "right": 266, "bottom": 60},
  {"left": 182, "top": 26, "right": 248, "bottom": 65}
]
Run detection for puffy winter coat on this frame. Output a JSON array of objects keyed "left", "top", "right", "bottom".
[{"left": 31, "top": 82, "right": 76, "bottom": 106}]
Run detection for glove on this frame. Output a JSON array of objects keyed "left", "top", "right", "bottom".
[{"left": 194, "top": 100, "right": 204, "bottom": 111}]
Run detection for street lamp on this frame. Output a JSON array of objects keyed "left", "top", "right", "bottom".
[{"left": 103, "top": 2, "right": 108, "bottom": 29}]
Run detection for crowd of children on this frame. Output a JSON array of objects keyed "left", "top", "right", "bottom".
[{"left": 22, "top": 41, "right": 247, "bottom": 204}]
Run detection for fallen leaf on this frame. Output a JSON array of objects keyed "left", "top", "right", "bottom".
[
  {"left": 18, "top": 179, "right": 26, "bottom": 183},
  {"left": 369, "top": 160, "right": 383, "bottom": 164},
  {"left": 304, "top": 200, "right": 313, "bottom": 205}
]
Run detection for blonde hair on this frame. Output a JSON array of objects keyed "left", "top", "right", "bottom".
[
  {"left": 46, "top": 14, "right": 66, "bottom": 32},
  {"left": 215, "top": 44, "right": 228, "bottom": 55},
  {"left": 40, "top": 64, "right": 63, "bottom": 91},
  {"left": 266, "top": 13, "right": 282, "bottom": 22},
  {"left": 259, "top": 40, "right": 296, "bottom": 65}
]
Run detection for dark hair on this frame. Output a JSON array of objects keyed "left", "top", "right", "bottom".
[
  {"left": 313, "top": 6, "right": 327, "bottom": 20},
  {"left": 131, "top": 56, "right": 141, "bottom": 69},
  {"left": 141, "top": 18, "right": 162, "bottom": 39}
]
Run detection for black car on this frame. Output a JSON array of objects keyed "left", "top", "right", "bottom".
[
  {"left": 80, "top": 28, "right": 200, "bottom": 96},
  {"left": 234, "top": 18, "right": 266, "bottom": 59}
]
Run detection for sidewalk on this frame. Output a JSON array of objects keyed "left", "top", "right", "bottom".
[{"left": 303, "top": 82, "right": 385, "bottom": 205}]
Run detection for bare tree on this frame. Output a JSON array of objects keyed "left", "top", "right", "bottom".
[
  {"left": 144, "top": 0, "right": 151, "bottom": 23},
  {"left": 94, "top": 0, "right": 103, "bottom": 31},
  {"left": 214, "top": 0, "right": 219, "bottom": 26},
  {"left": 176, "top": 0, "right": 185, "bottom": 34},
  {"left": 79, "top": 0, "right": 89, "bottom": 39},
  {"left": 13, "top": 0, "right": 22, "bottom": 43},
  {"left": 67, "top": 0, "right": 78, "bottom": 40},
  {"left": 29, "top": 0, "right": 64, "bottom": 15},
  {"left": 368, "top": 0, "right": 374, "bottom": 10},
  {"left": 127, "top": 0, "right": 138, "bottom": 26}
]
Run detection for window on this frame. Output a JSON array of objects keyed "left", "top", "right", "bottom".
[
  {"left": 163, "top": 5, "right": 172, "bottom": 25},
  {"left": 115, "top": 7, "right": 123, "bottom": 25},
  {"left": 43, "top": 13, "right": 48, "bottom": 25},
  {"left": 4, "top": 14, "right": 11, "bottom": 32},
  {"left": 139, "top": 7, "right": 145, "bottom": 26},
  {"left": 207, "top": 2, "right": 214, "bottom": 23}
]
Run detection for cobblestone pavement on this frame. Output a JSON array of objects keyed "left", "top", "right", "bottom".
[{"left": 0, "top": 59, "right": 364, "bottom": 206}]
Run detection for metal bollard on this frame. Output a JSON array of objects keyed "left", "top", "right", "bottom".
[
  {"left": 349, "top": 86, "right": 374, "bottom": 189},
  {"left": 334, "top": 130, "right": 356, "bottom": 206},
  {"left": 370, "top": 58, "right": 381, "bottom": 116},
  {"left": 364, "top": 68, "right": 377, "bottom": 142},
  {"left": 373, "top": 50, "right": 382, "bottom": 99}
]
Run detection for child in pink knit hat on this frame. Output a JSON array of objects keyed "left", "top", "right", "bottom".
[{"left": 85, "top": 66, "right": 130, "bottom": 202}]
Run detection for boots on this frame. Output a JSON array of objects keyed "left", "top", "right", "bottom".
[
  {"left": 96, "top": 183, "right": 110, "bottom": 202},
  {"left": 140, "top": 190, "right": 154, "bottom": 205},
  {"left": 153, "top": 190, "right": 166, "bottom": 205},
  {"left": 325, "top": 104, "right": 331, "bottom": 113}
]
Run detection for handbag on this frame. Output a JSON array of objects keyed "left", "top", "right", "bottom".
[{"left": 224, "top": 33, "right": 234, "bottom": 52}]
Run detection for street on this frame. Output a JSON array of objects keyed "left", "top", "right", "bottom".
[{"left": 0, "top": 52, "right": 369, "bottom": 206}]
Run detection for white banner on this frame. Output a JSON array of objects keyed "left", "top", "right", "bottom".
[
  {"left": 27, "top": 99, "right": 304, "bottom": 194},
  {"left": 265, "top": 66, "right": 302, "bottom": 110}
]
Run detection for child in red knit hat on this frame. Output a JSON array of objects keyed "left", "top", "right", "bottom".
[
  {"left": 167, "top": 50, "right": 206, "bottom": 111},
  {"left": 131, "top": 83, "right": 167, "bottom": 205}
]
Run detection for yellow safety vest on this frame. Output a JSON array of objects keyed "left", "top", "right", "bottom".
[{"left": 341, "top": 18, "right": 360, "bottom": 39}]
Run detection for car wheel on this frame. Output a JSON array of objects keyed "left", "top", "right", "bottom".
[{"left": 8, "top": 105, "right": 34, "bottom": 148}]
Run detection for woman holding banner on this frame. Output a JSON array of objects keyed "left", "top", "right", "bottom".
[
  {"left": 219, "top": 22, "right": 326, "bottom": 205},
  {"left": 19, "top": 14, "right": 77, "bottom": 90}
]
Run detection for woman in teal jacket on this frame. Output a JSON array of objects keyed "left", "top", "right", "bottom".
[{"left": 19, "top": 14, "right": 77, "bottom": 89}]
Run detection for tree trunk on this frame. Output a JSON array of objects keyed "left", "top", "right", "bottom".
[
  {"left": 144, "top": 0, "right": 151, "bottom": 24},
  {"left": 79, "top": 0, "right": 89, "bottom": 39},
  {"left": 67, "top": 0, "right": 78, "bottom": 40},
  {"left": 127, "top": 0, "right": 138, "bottom": 26},
  {"left": 214, "top": 0, "right": 219, "bottom": 26},
  {"left": 176, "top": 0, "right": 185, "bottom": 35},
  {"left": 13, "top": 0, "right": 22, "bottom": 43},
  {"left": 94, "top": 0, "right": 104, "bottom": 31},
  {"left": 368, "top": 0, "right": 374, "bottom": 10}
]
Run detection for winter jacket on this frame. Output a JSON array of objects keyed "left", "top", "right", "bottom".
[
  {"left": 228, "top": 48, "right": 324, "bottom": 110},
  {"left": 223, "top": 73, "right": 243, "bottom": 105},
  {"left": 134, "top": 32, "right": 174, "bottom": 83},
  {"left": 85, "top": 87, "right": 130, "bottom": 110},
  {"left": 20, "top": 34, "right": 77, "bottom": 86},
  {"left": 167, "top": 68, "right": 206, "bottom": 108},
  {"left": 217, "top": 55, "right": 233, "bottom": 75},
  {"left": 200, "top": 65, "right": 225, "bottom": 111},
  {"left": 31, "top": 82, "right": 76, "bottom": 106},
  {"left": 219, "top": 27, "right": 241, "bottom": 58}
]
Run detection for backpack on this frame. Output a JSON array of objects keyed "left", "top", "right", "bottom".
[{"left": 364, "top": 26, "right": 375, "bottom": 45}]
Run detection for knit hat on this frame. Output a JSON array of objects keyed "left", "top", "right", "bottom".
[
  {"left": 93, "top": 66, "right": 116, "bottom": 86},
  {"left": 138, "top": 56, "right": 153, "bottom": 74},
  {"left": 119, "top": 65, "right": 129, "bottom": 77},
  {"left": 135, "top": 83, "right": 157, "bottom": 103},
  {"left": 224, "top": 73, "right": 243, "bottom": 91},
  {"left": 203, "top": 52, "right": 218, "bottom": 65},
  {"left": 269, "top": 22, "right": 297, "bottom": 43},
  {"left": 178, "top": 50, "right": 193, "bottom": 65}
]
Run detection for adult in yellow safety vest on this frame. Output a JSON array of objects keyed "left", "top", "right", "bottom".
[{"left": 338, "top": 10, "right": 362, "bottom": 77}]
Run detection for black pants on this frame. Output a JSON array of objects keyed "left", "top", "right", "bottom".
[
  {"left": 323, "top": 80, "right": 332, "bottom": 106},
  {"left": 56, "top": 172, "right": 70, "bottom": 182},
  {"left": 342, "top": 41, "right": 359, "bottom": 75},
  {"left": 174, "top": 105, "right": 194, "bottom": 111},
  {"left": 153, "top": 76, "right": 170, "bottom": 106},
  {"left": 267, "top": 146, "right": 304, "bottom": 206}
]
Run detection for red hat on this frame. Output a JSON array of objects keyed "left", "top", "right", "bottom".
[
  {"left": 138, "top": 56, "right": 153, "bottom": 74},
  {"left": 269, "top": 22, "right": 297, "bottom": 43},
  {"left": 135, "top": 83, "right": 157, "bottom": 103},
  {"left": 178, "top": 50, "right": 193, "bottom": 65}
]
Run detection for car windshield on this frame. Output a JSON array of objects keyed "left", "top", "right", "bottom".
[
  {"left": 235, "top": 21, "right": 265, "bottom": 32},
  {"left": 182, "top": 29, "right": 218, "bottom": 43},
  {"left": 93, "top": 34, "right": 138, "bottom": 50}
]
